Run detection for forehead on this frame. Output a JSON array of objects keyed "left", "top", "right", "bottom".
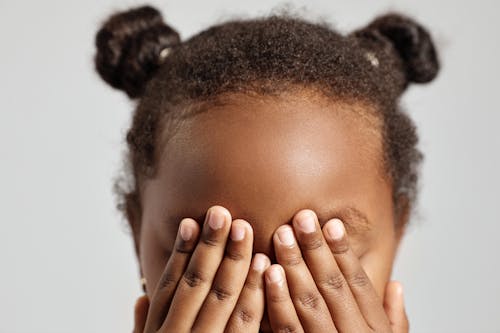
[{"left": 145, "top": 92, "right": 389, "bottom": 228}]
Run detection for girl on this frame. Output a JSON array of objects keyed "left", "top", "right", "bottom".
[{"left": 94, "top": 5, "right": 439, "bottom": 332}]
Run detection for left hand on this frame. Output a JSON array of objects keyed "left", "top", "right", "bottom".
[{"left": 264, "top": 209, "right": 409, "bottom": 333}]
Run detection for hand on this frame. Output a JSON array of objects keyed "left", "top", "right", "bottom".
[
  {"left": 264, "top": 209, "right": 409, "bottom": 333},
  {"left": 134, "top": 205, "right": 271, "bottom": 333},
  {"left": 133, "top": 295, "right": 149, "bottom": 333}
]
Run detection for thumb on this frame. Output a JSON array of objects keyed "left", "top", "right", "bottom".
[
  {"left": 133, "top": 295, "right": 150, "bottom": 333},
  {"left": 383, "top": 280, "right": 409, "bottom": 333}
]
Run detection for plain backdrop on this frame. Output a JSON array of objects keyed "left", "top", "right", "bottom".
[{"left": 1, "top": 0, "right": 499, "bottom": 332}]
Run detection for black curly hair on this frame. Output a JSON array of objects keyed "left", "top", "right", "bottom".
[{"left": 94, "top": 5, "right": 439, "bottom": 240}]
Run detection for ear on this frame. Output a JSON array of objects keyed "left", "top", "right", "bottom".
[
  {"left": 124, "top": 191, "right": 143, "bottom": 261},
  {"left": 394, "top": 195, "right": 411, "bottom": 251}
]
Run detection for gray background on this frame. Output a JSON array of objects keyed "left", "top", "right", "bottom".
[{"left": 1, "top": 0, "right": 499, "bottom": 332}]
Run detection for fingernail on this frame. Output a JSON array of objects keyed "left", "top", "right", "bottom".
[
  {"left": 277, "top": 226, "right": 295, "bottom": 246},
  {"left": 267, "top": 265, "right": 283, "bottom": 284},
  {"left": 179, "top": 219, "right": 192, "bottom": 241},
  {"left": 207, "top": 209, "right": 225, "bottom": 230},
  {"left": 326, "top": 219, "right": 344, "bottom": 240},
  {"left": 231, "top": 223, "right": 246, "bottom": 241},
  {"left": 252, "top": 254, "right": 269, "bottom": 272},
  {"left": 296, "top": 210, "right": 316, "bottom": 233}
]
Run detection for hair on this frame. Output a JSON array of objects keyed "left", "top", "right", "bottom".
[{"left": 94, "top": 5, "right": 439, "bottom": 241}]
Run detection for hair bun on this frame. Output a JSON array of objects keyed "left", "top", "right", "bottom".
[
  {"left": 353, "top": 13, "right": 440, "bottom": 85},
  {"left": 94, "top": 5, "right": 180, "bottom": 99}
]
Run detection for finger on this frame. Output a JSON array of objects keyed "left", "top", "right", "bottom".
[
  {"left": 292, "top": 210, "right": 365, "bottom": 332},
  {"left": 383, "top": 281, "right": 409, "bottom": 333},
  {"left": 133, "top": 295, "right": 149, "bottom": 333},
  {"left": 224, "top": 253, "right": 270, "bottom": 333},
  {"left": 273, "top": 224, "right": 336, "bottom": 332},
  {"left": 324, "top": 218, "right": 391, "bottom": 330},
  {"left": 265, "top": 264, "right": 304, "bottom": 333},
  {"left": 161, "top": 205, "right": 232, "bottom": 332},
  {"left": 192, "top": 219, "right": 254, "bottom": 332},
  {"left": 143, "top": 218, "right": 200, "bottom": 332}
]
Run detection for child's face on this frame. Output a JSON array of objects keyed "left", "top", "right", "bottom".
[{"left": 137, "top": 92, "right": 405, "bottom": 301}]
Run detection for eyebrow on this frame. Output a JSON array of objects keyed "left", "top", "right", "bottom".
[{"left": 315, "top": 206, "right": 372, "bottom": 237}]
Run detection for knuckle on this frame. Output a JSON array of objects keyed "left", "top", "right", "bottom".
[
  {"left": 276, "top": 324, "right": 301, "bottom": 333},
  {"left": 175, "top": 241, "right": 194, "bottom": 254},
  {"left": 268, "top": 292, "right": 289, "bottom": 304},
  {"left": 201, "top": 233, "right": 220, "bottom": 248},
  {"left": 320, "top": 272, "right": 347, "bottom": 292},
  {"left": 157, "top": 272, "right": 177, "bottom": 290},
  {"left": 295, "top": 291, "right": 322, "bottom": 310},
  {"left": 210, "top": 284, "right": 236, "bottom": 301},
  {"left": 280, "top": 252, "right": 303, "bottom": 267},
  {"left": 225, "top": 248, "right": 246, "bottom": 261},
  {"left": 329, "top": 239, "right": 349, "bottom": 254},
  {"left": 182, "top": 269, "right": 207, "bottom": 288},
  {"left": 244, "top": 276, "right": 263, "bottom": 291},
  {"left": 235, "top": 307, "right": 257, "bottom": 325},
  {"left": 300, "top": 235, "right": 324, "bottom": 252},
  {"left": 347, "top": 271, "right": 369, "bottom": 288}
]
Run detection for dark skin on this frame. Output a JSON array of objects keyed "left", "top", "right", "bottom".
[{"left": 130, "top": 91, "right": 410, "bottom": 332}]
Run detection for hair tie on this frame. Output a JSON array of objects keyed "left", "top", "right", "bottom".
[
  {"left": 364, "top": 51, "right": 379, "bottom": 67},
  {"left": 159, "top": 47, "right": 172, "bottom": 64}
]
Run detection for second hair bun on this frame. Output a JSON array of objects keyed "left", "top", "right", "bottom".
[{"left": 352, "top": 13, "right": 440, "bottom": 89}]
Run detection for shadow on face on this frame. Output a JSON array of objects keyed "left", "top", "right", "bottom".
[{"left": 137, "top": 91, "right": 404, "bottom": 300}]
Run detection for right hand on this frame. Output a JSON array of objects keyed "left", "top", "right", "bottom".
[{"left": 133, "top": 205, "right": 271, "bottom": 333}]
